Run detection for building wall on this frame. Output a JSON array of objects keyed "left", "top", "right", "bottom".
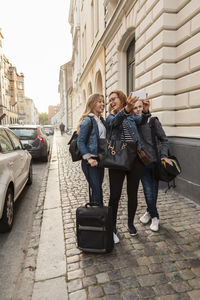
[
  {"left": 48, "top": 104, "right": 60, "bottom": 124},
  {"left": 102, "top": 0, "right": 200, "bottom": 202},
  {"left": 69, "top": 0, "right": 106, "bottom": 129}
]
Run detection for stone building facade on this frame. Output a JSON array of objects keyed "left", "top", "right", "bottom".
[{"left": 69, "top": 0, "right": 200, "bottom": 202}]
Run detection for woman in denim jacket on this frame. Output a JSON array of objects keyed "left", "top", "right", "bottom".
[
  {"left": 106, "top": 90, "right": 150, "bottom": 243},
  {"left": 77, "top": 93, "right": 106, "bottom": 205}
]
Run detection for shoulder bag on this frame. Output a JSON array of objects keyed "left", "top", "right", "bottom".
[
  {"left": 98, "top": 123, "right": 137, "bottom": 171},
  {"left": 68, "top": 118, "right": 93, "bottom": 162}
]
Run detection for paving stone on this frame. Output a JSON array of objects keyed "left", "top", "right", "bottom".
[
  {"left": 67, "top": 269, "right": 84, "bottom": 280},
  {"left": 82, "top": 275, "right": 97, "bottom": 287},
  {"left": 138, "top": 273, "right": 168, "bottom": 287},
  {"left": 148, "top": 264, "right": 163, "bottom": 273},
  {"left": 153, "top": 283, "right": 175, "bottom": 296},
  {"left": 188, "top": 278, "right": 200, "bottom": 289},
  {"left": 85, "top": 265, "right": 99, "bottom": 276},
  {"left": 179, "top": 269, "right": 196, "bottom": 280},
  {"left": 67, "top": 262, "right": 80, "bottom": 272},
  {"left": 105, "top": 295, "right": 121, "bottom": 300},
  {"left": 121, "top": 288, "right": 139, "bottom": 300},
  {"left": 137, "top": 286, "right": 156, "bottom": 298},
  {"left": 108, "top": 269, "right": 122, "bottom": 281},
  {"left": 132, "top": 266, "right": 149, "bottom": 276},
  {"left": 88, "top": 286, "right": 104, "bottom": 298},
  {"left": 191, "top": 267, "right": 200, "bottom": 276},
  {"left": 103, "top": 282, "right": 121, "bottom": 295},
  {"left": 68, "top": 279, "right": 82, "bottom": 293},
  {"left": 96, "top": 272, "right": 110, "bottom": 283},
  {"left": 121, "top": 277, "right": 138, "bottom": 289},
  {"left": 171, "top": 281, "right": 192, "bottom": 293},
  {"left": 187, "top": 290, "right": 200, "bottom": 300},
  {"left": 69, "top": 289, "right": 87, "bottom": 300},
  {"left": 80, "top": 258, "right": 93, "bottom": 268}
]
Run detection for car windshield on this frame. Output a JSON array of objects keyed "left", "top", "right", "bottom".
[{"left": 11, "top": 128, "right": 37, "bottom": 140}]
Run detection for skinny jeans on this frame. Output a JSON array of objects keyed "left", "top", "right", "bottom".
[
  {"left": 108, "top": 157, "right": 142, "bottom": 229},
  {"left": 81, "top": 159, "right": 104, "bottom": 205},
  {"left": 141, "top": 162, "right": 159, "bottom": 218}
]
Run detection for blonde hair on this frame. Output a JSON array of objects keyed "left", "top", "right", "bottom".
[
  {"left": 77, "top": 93, "right": 104, "bottom": 132},
  {"left": 108, "top": 90, "right": 127, "bottom": 113}
]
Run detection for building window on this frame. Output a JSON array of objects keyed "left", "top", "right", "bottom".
[
  {"left": 94, "top": 0, "right": 99, "bottom": 36},
  {"left": 18, "top": 93, "right": 23, "bottom": 102},
  {"left": 18, "top": 81, "right": 23, "bottom": 89},
  {"left": 91, "top": 0, "right": 94, "bottom": 42},
  {"left": 127, "top": 39, "right": 135, "bottom": 95}
]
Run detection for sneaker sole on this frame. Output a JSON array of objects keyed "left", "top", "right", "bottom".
[
  {"left": 150, "top": 227, "right": 159, "bottom": 232},
  {"left": 129, "top": 232, "right": 138, "bottom": 236},
  {"left": 140, "top": 219, "right": 151, "bottom": 225}
]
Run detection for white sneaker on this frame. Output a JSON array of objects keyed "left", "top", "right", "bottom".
[
  {"left": 140, "top": 211, "right": 151, "bottom": 224},
  {"left": 113, "top": 232, "right": 120, "bottom": 244},
  {"left": 150, "top": 217, "right": 159, "bottom": 232}
]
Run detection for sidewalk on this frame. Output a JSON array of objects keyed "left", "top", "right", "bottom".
[{"left": 32, "top": 132, "right": 200, "bottom": 300}]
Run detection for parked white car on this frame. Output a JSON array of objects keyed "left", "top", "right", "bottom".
[{"left": 0, "top": 126, "right": 32, "bottom": 233}]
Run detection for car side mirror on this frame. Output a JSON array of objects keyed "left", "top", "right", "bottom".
[{"left": 23, "top": 144, "right": 31, "bottom": 150}]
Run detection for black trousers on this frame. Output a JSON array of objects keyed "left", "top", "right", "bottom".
[{"left": 108, "top": 157, "right": 142, "bottom": 229}]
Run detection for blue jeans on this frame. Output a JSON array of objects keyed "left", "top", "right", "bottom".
[
  {"left": 141, "top": 162, "right": 159, "bottom": 219},
  {"left": 81, "top": 159, "right": 104, "bottom": 205}
]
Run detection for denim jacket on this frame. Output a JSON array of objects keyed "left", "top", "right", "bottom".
[
  {"left": 77, "top": 114, "right": 106, "bottom": 160},
  {"left": 106, "top": 108, "right": 148, "bottom": 148}
]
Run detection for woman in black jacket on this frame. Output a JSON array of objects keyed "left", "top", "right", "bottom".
[{"left": 133, "top": 99, "right": 172, "bottom": 232}]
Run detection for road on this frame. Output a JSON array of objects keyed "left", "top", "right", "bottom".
[{"left": 0, "top": 159, "right": 48, "bottom": 300}]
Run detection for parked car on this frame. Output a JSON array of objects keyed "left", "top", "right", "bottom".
[
  {"left": 43, "top": 125, "right": 54, "bottom": 136},
  {"left": 9, "top": 125, "right": 50, "bottom": 162},
  {"left": 0, "top": 126, "right": 32, "bottom": 233}
]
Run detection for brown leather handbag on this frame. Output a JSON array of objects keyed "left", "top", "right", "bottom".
[{"left": 137, "top": 148, "right": 151, "bottom": 166}]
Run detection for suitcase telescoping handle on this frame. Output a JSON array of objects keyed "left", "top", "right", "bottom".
[{"left": 85, "top": 202, "right": 103, "bottom": 208}]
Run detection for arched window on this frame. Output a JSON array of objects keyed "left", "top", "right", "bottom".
[{"left": 127, "top": 39, "right": 135, "bottom": 95}]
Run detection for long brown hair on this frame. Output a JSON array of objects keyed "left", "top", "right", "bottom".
[
  {"left": 77, "top": 93, "right": 104, "bottom": 132},
  {"left": 108, "top": 90, "right": 127, "bottom": 113}
]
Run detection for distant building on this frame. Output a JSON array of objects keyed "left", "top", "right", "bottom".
[
  {"left": 48, "top": 104, "right": 60, "bottom": 124},
  {"left": 58, "top": 61, "right": 72, "bottom": 129},
  {"left": 25, "top": 97, "right": 39, "bottom": 124}
]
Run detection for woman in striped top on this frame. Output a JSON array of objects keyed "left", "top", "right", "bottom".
[{"left": 106, "top": 90, "right": 150, "bottom": 243}]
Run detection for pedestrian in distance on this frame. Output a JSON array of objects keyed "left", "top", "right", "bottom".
[
  {"left": 77, "top": 93, "right": 106, "bottom": 205},
  {"left": 59, "top": 122, "right": 65, "bottom": 135},
  {"left": 106, "top": 90, "right": 150, "bottom": 243},
  {"left": 133, "top": 98, "right": 172, "bottom": 232}
]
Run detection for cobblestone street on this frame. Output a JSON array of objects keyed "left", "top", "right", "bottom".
[{"left": 57, "top": 133, "right": 200, "bottom": 300}]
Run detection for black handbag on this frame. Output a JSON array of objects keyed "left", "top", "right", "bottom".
[
  {"left": 150, "top": 117, "right": 181, "bottom": 186},
  {"left": 98, "top": 125, "right": 137, "bottom": 171},
  {"left": 68, "top": 118, "right": 93, "bottom": 162}
]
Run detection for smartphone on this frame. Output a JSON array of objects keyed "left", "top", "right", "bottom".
[{"left": 131, "top": 89, "right": 146, "bottom": 100}]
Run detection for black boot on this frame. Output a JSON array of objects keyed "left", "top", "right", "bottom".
[{"left": 128, "top": 217, "right": 137, "bottom": 236}]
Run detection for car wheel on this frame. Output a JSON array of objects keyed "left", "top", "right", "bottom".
[
  {"left": 41, "top": 154, "right": 48, "bottom": 162},
  {"left": 27, "top": 162, "right": 33, "bottom": 185},
  {"left": 0, "top": 187, "right": 14, "bottom": 233}
]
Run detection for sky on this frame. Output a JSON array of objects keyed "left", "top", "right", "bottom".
[{"left": 0, "top": 0, "right": 72, "bottom": 113}]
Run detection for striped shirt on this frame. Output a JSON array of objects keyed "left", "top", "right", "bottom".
[{"left": 121, "top": 122, "right": 135, "bottom": 142}]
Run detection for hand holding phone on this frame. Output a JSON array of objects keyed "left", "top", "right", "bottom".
[{"left": 131, "top": 89, "right": 146, "bottom": 100}]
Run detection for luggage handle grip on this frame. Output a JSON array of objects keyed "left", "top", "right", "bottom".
[{"left": 85, "top": 202, "right": 103, "bottom": 208}]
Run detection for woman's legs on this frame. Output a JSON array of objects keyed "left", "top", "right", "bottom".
[
  {"left": 127, "top": 158, "right": 143, "bottom": 229},
  {"left": 81, "top": 160, "right": 104, "bottom": 205},
  {"left": 141, "top": 163, "right": 159, "bottom": 218},
  {"left": 108, "top": 169, "right": 126, "bottom": 231}
]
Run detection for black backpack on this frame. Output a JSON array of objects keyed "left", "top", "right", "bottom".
[
  {"left": 150, "top": 117, "right": 181, "bottom": 190},
  {"left": 68, "top": 117, "right": 93, "bottom": 162}
]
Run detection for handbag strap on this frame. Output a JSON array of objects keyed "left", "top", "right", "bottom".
[
  {"left": 122, "top": 121, "right": 136, "bottom": 142},
  {"left": 149, "top": 117, "right": 160, "bottom": 161}
]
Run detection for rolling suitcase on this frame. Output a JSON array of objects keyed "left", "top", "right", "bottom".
[{"left": 76, "top": 202, "right": 114, "bottom": 253}]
